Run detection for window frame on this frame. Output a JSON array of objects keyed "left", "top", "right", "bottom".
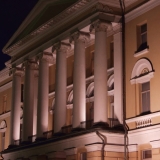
[
  {"left": 142, "top": 149, "right": 152, "bottom": 160},
  {"left": 141, "top": 81, "right": 150, "bottom": 113}
]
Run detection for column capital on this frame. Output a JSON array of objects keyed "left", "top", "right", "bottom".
[
  {"left": 70, "top": 31, "right": 90, "bottom": 44},
  {"left": 38, "top": 52, "right": 54, "bottom": 64},
  {"left": 52, "top": 42, "right": 71, "bottom": 53},
  {"left": 23, "top": 60, "right": 38, "bottom": 70},
  {"left": 90, "top": 20, "right": 112, "bottom": 33},
  {"left": 10, "top": 67, "right": 24, "bottom": 77}
]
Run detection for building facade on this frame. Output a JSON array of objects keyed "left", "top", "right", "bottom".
[{"left": 0, "top": 0, "right": 160, "bottom": 159}]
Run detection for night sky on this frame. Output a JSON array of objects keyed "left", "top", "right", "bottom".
[{"left": 0, "top": 0, "right": 38, "bottom": 70}]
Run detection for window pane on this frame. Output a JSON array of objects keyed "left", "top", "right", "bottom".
[
  {"left": 142, "top": 93, "right": 147, "bottom": 112},
  {"left": 141, "top": 33, "right": 147, "bottom": 44},
  {"left": 142, "top": 82, "right": 150, "bottom": 91},
  {"left": 141, "top": 24, "right": 147, "bottom": 33},
  {"left": 143, "top": 150, "right": 152, "bottom": 158}
]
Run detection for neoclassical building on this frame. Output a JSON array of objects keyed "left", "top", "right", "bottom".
[{"left": 1, "top": 0, "right": 160, "bottom": 159}]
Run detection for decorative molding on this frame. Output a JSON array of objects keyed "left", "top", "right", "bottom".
[
  {"left": 0, "top": 81, "right": 12, "bottom": 92},
  {"left": 52, "top": 42, "right": 71, "bottom": 54},
  {"left": 130, "top": 58, "right": 154, "bottom": 84},
  {"left": 0, "top": 111, "right": 10, "bottom": 120},
  {"left": 0, "top": 68, "right": 10, "bottom": 83},
  {"left": 64, "top": 148, "right": 77, "bottom": 156},
  {"left": 86, "top": 82, "right": 94, "bottom": 98},
  {"left": 126, "top": 0, "right": 160, "bottom": 23},
  {"left": 108, "top": 89, "right": 114, "bottom": 96},
  {"left": 126, "top": 112, "right": 160, "bottom": 124},
  {"left": 136, "top": 118, "right": 152, "bottom": 128},
  {"left": 134, "top": 48, "right": 149, "bottom": 58},
  {"left": 90, "top": 20, "right": 112, "bottom": 33},
  {"left": 70, "top": 31, "right": 90, "bottom": 44},
  {"left": 46, "top": 151, "right": 66, "bottom": 159},
  {"left": 67, "top": 90, "right": 73, "bottom": 104},
  {"left": 66, "top": 104, "right": 73, "bottom": 109},
  {"left": 150, "top": 140, "right": 160, "bottom": 149},
  {"left": 0, "top": 120, "right": 7, "bottom": 132},
  {"left": 86, "top": 97, "right": 94, "bottom": 103},
  {"left": 128, "top": 144, "right": 138, "bottom": 152}
]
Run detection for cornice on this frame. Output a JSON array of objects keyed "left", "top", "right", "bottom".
[
  {"left": 125, "top": 0, "right": 160, "bottom": 23},
  {"left": 0, "top": 81, "right": 12, "bottom": 93},
  {"left": 0, "top": 68, "right": 10, "bottom": 83},
  {"left": 4, "top": 0, "right": 121, "bottom": 57}
]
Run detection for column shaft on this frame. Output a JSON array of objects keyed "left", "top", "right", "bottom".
[
  {"left": 114, "top": 32, "right": 123, "bottom": 123},
  {"left": 10, "top": 68, "right": 23, "bottom": 145},
  {"left": 54, "top": 42, "right": 70, "bottom": 133},
  {"left": 90, "top": 20, "right": 111, "bottom": 126},
  {"left": 37, "top": 53, "right": 53, "bottom": 138},
  {"left": 23, "top": 61, "right": 36, "bottom": 141},
  {"left": 71, "top": 31, "right": 90, "bottom": 128}
]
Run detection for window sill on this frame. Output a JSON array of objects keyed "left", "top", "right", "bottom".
[{"left": 134, "top": 48, "right": 149, "bottom": 57}]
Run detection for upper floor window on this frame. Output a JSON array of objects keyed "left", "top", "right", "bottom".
[
  {"left": 141, "top": 82, "right": 150, "bottom": 113},
  {"left": 136, "top": 23, "right": 148, "bottom": 53}
]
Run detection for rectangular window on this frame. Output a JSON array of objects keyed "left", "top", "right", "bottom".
[
  {"left": 141, "top": 82, "right": 150, "bottom": 113},
  {"left": 21, "top": 84, "right": 24, "bottom": 102},
  {"left": 137, "top": 23, "right": 148, "bottom": 52},
  {"left": 142, "top": 150, "right": 152, "bottom": 160},
  {"left": 2, "top": 95, "right": 7, "bottom": 113}
]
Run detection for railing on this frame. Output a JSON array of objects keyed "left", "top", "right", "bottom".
[
  {"left": 14, "top": 139, "right": 21, "bottom": 145},
  {"left": 62, "top": 125, "right": 72, "bottom": 134},
  {"left": 108, "top": 118, "right": 119, "bottom": 128},
  {"left": 43, "top": 130, "right": 54, "bottom": 139},
  {"left": 80, "top": 119, "right": 93, "bottom": 129},
  {"left": 28, "top": 135, "right": 36, "bottom": 142}
]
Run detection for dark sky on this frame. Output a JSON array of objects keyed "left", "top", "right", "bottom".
[{"left": 0, "top": 0, "right": 38, "bottom": 70}]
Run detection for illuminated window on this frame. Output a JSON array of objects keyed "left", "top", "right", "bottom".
[
  {"left": 142, "top": 150, "right": 152, "bottom": 160},
  {"left": 141, "top": 82, "right": 150, "bottom": 113},
  {"left": 137, "top": 23, "right": 148, "bottom": 52},
  {"left": 2, "top": 95, "right": 7, "bottom": 113}
]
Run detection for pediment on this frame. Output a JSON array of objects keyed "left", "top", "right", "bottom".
[{"left": 3, "top": 0, "right": 78, "bottom": 53}]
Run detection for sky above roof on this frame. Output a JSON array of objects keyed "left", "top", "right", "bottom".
[{"left": 0, "top": 0, "right": 38, "bottom": 70}]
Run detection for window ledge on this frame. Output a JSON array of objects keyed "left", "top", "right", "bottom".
[
  {"left": 126, "top": 111, "right": 160, "bottom": 123},
  {"left": 134, "top": 48, "right": 149, "bottom": 57}
]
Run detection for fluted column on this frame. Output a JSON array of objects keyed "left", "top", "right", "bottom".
[
  {"left": 36, "top": 52, "right": 53, "bottom": 139},
  {"left": 9, "top": 68, "right": 23, "bottom": 145},
  {"left": 22, "top": 61, "right": 38, "bottom": 142},
  {"left": 53, "top": 42, "right": 71, "bottom": 133},
  {"left": 90, "top": 20, "right": 112, "bottom": 127},
  {"left": 70, "top": 31, "right": 90, "bottom": 129}
]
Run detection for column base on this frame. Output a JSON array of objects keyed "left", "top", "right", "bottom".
[
  {"left": 92, "top": 122, "right": 109, "bottom": 129},
  {"left": 112, "top": 124, "right": 125, "bottom": 131},
  {"left": 7, "top": 144, "right": 18, "bottom": 149},
  {"left": 35, "top": 137, "right": 47, "bottom": 142},
  {"left": 54, "top": 132, "right": 66, "bottom": 136},
  {"left": 20, "top": 141, "right": 32, "bottom": 145},
  {"left": 72, "top": 127, "right": 86, "bottom": 132}
]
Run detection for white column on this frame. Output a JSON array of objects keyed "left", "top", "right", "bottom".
[
  {"left": 114, "top": 31, "right": 123, "bottom": 123},
  {"left": 33, "top": 70, "right": 38, "bottom": 135},
  {"left": 90, "top": 20, "right": 112, "bottom": 127},
  {"left": 22, "top": 61, "right": 38, "bottom": 142},
  {"left": 37, "top": 52, "right": 53, "bottom": 139},
  {"left": 9, "top": 68, "right": 23, "bottom": 145},
  {"left": 70, "top": 31, "right": 90, "bottom": 129},
  {"left": 53, "top": 42, "right": 71, "bottom": 133}
]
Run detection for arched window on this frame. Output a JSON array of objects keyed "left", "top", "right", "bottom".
[
  {"left": 0, "top": 120, "right": 7, "bottom": 151},
  {"left": 130, "top": 58, "right": 154, "bottom": 114}
]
